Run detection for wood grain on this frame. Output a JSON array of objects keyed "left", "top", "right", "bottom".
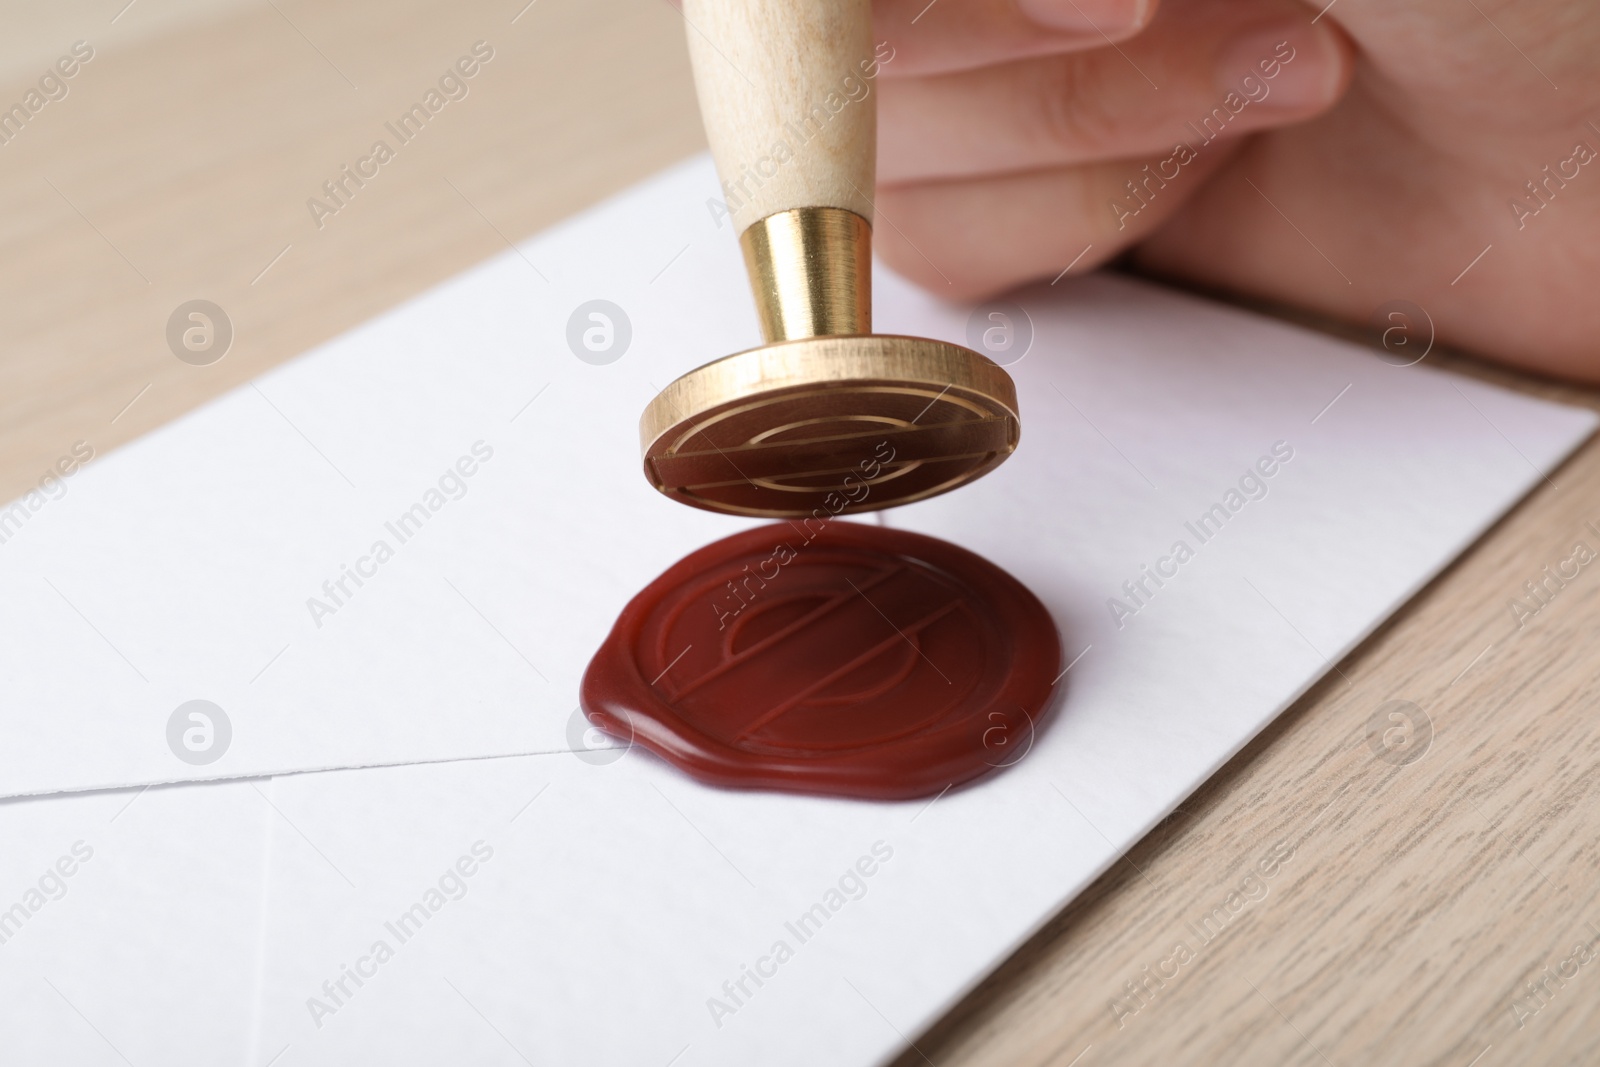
[
  {"left": 3, "top": 4, "right": 1597, "bottom": 1065},
  {"left": 0, "top": 0, "right": 706, "bottom": 506},
  {"left": 683, "top": 0, "right": 877, "bottom": 232}
]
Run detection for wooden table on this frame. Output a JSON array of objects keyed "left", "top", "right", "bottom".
[{"left": 4, "top": 3, "right": 1597, "bottom": 1064}]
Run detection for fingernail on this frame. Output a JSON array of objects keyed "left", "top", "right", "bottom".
[
  {"left": 1215, "top": 24, "right": 1341, "bottom": 111},
  {"left": 1016, "top": 0, "right": 1150, "bottom": 35}
]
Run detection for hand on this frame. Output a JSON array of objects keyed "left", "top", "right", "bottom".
[{"left": 873, "top": 0, "right": 1600, "bottom": 379}]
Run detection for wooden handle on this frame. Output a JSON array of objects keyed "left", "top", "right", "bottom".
[{"left": 683, "top": 0, "right": 877, "bottom": 235}]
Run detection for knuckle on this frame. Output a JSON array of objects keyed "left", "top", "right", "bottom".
[{"left": 1027, "top": 58, "right": 1122, "bottom": 160}]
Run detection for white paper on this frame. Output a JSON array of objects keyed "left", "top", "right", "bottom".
[
  {"left": 231, "top": 159, "right": 1596, "bottom": 1066},
  {"left": 4, "top": 156, "right": 1586, "bottom": 802},
  {"left": 0, "top": 157, "right": 768, "bottom": 797},
  {"left": 0, "top": 781, "right": 269, "bottom": 1066}
]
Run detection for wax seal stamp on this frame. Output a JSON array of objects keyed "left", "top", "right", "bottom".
[
  {"left": 580, "top": 521, "right": 1062, "bottom": 799},
  {"left": 640, "top": 0, "right": 1020, "bottom": 518}
]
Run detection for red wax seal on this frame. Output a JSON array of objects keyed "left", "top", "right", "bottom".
[{"left": 580, "top": 521, "right": 1062, "bottom": 799}]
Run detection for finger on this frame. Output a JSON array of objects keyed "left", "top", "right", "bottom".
[
  {"left": 880, "top": 4, "right": 1351, "bottom": 183},
  {"left": 873, "top": 0, "right": 1158, "bottom": 77},
  {"left": 873, "top": 141, "right": 1244, "bottom": 298}
]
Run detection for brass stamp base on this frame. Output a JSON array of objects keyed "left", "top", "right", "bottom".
[{"left": 641, "top": 335, "right": 1019, "bottom": 518}]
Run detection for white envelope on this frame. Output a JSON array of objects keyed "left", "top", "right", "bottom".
[
  {"left": 4, "top": 155, "right": 1585, "bottom": 804},
  {"left": 228, "top": 159, "right": 1594, "bottom": 1067},
  {"left": 0, "top": 157, "right": 771, "bottom": 797},
  {"left": 0, "top": 781, "right": 268, "bottom": 1066}
]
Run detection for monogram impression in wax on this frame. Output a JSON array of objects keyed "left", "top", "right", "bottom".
[{"left": 580, "top": 522, "right": 1062, "bottom": 800}]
